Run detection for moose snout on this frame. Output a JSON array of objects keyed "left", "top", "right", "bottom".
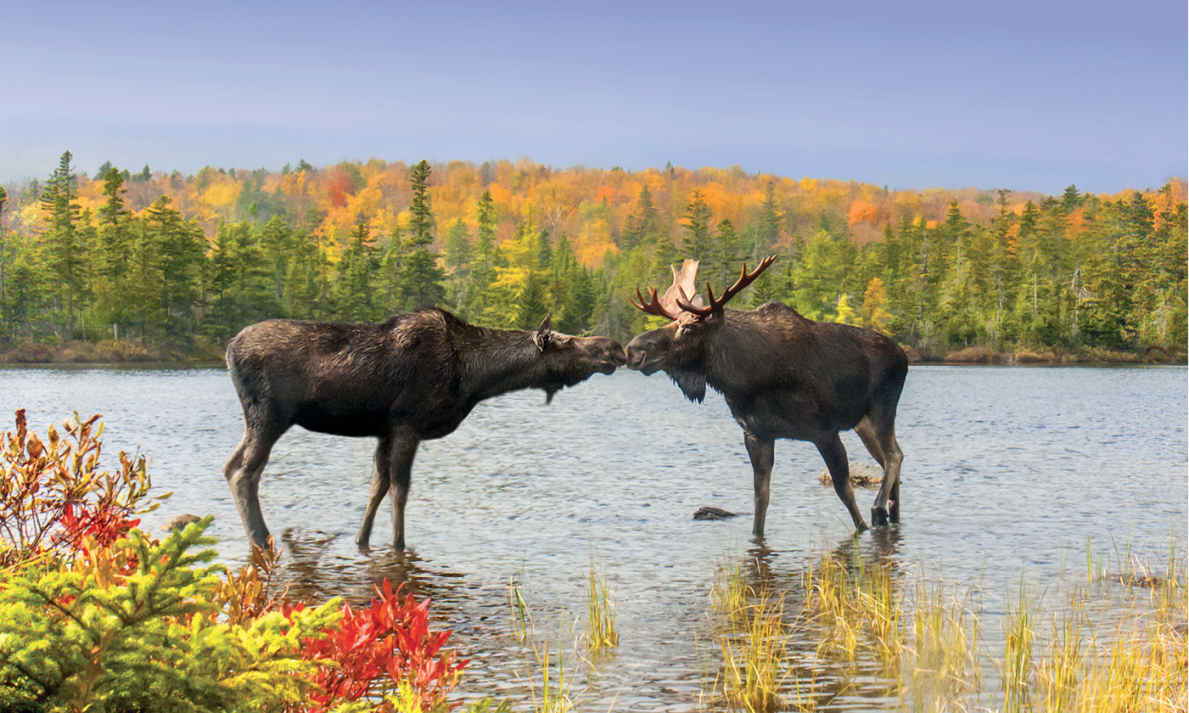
[
  {"left": 625, "top": 343, "right": 651, "bottom": 371},
  {"left": 586, "top": 336, "right": 626, "bottom": 372}
]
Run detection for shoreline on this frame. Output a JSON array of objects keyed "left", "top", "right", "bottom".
[{"left": 0, "top": 338, "right": 1184, "bottom": 369}]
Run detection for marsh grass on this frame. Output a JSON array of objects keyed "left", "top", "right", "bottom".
[
  {"left": 714, "top": 590, "right": 791, "bottom": 713},
  {"left": 505, "top": 577, "right": 575, "bottom": 713},
  {"left": 906, "top": 579, "right": 981, "bottom": 712},
  {"left": 585, "top": 564, "right": 619, "bottom": 654},
  {"left": 704, "top": 556, "right": 797, "bottom": 712},
  {"left": 802, "top": 553, "right": 905, "bottom": 672},
  {"left": 711, "top": 559, "right": 751, "bottom": 627},
  {"left": 508, "top": 576, "right": 531, "bottom": 644},
  {"left": 1002, "top": 586, "right": 1036, "bottom": 713}
]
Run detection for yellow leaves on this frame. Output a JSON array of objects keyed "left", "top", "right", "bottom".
[
  {"left": 861, "top": 277, "right": 894, "bottom": 333},
  {"left": 847, "top": 200, "right": 880, "bottom": 225},
  {"left": 195, "top": 174, "right": 242, "bottom": 223}
]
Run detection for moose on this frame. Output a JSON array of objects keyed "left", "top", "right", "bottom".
[
  {"left": 224, "top": 308, "right": 626, "bottom": 550},
  {"left": 626, "top": 256, "right": 908, "bottom": 534}
]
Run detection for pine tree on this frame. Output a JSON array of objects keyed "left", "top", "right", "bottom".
[
  {"left": 146, "top": 196, "right": 205, "bottom": 339},
  {"left": 755, "top": 181, "right": 781, "bottom": 261},
  {"left": 467, "top": 191, "right": 499, "bottom": 319},
  {"left": 40, "top": 151, "right": 85, "bottom": 336},
  {"left": 443, "top": 219, "right": 472, "bottom": 314},
  {"left": 680, "top": 190, "right": 713, "bottom": 260},
  {"left": 716, "top": 218, "right": 744, "bottom": 270},
  {"left": 400, "top": 161, "right": 445, "bottom": 309},
  {"left": 335, "top": 218, "right": 380, "bottom": 321},
  {"left": 623, "top": 184, "right": 661, "bottom": 249}
]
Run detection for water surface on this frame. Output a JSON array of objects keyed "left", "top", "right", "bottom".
[{"left": 2, "top": 365, "right": 1185, "bottom": 710}]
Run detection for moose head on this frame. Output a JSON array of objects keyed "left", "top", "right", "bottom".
[{"left": 625, "top": 256, "right": 777, "bottom": 401}]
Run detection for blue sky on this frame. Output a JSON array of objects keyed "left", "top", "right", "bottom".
[{"left": 3, "top": 0, "right": 1185, "bottom": 193}]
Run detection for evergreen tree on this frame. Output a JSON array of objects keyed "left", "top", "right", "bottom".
[
  {"left": 754, "top": 181, "right": 781, "bottom": 261},
  {"left": 443, "top": 219, "right": 472, "bottom": 314},
  {"left": 400, "top": 160, "right": 445, "bottom": 309},
  {"left": 40, "top": 151, "right": 85, "bottom": 336},
  {"left": 680, "top": 190, "right": 713, "bottom": 260},
  {"left": 622, "top": 184, "right": 661, "bottom": 249},
  {"left": 335, "top": 218, "right": 380, "bottom": 321},
  {"left": 711, "top": 218, "right": 743, "bottom": 287},
  {"left": 515, "top": 274, "right": 548, "bottom": 329},
  {"left": 146, "top": 196, "right": 205, "bottom": 339},
  {"left": 466, "top": 190, "right": 499, "bottom": 319},
  {"left": 94, "top": 166, "right": 134, "bottom": 334}
]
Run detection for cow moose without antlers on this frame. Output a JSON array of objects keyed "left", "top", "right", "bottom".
[
  {"left": 625, "top": 256, "right": 908, "bottom": 534},
  {"left": 224, "top": 309, "right": 625, "bottom": 550}
]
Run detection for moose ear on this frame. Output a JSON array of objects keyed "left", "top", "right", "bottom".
[{"left": 533, "top": 314, "right": 553, "bottom": 352}]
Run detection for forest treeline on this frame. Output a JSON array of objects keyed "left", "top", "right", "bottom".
[{"left": 0, "top": 152, "right": 1184, "bottom": 361}]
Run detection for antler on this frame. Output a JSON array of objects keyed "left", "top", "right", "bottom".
[
  {"left": 675, "top": 255, "right": 778, "bottom": 316},
  {"left": 630, "top": 286, "right": 682, "bottom": 321},
  {"left": 630, "top": 259, "right": 702, "bottom": 321}
]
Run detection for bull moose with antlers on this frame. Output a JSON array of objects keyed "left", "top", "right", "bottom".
[
  {"left": 224, "top": 309, "right": 625, "bottom": 551},
  {"left": 626, "top": 256, "right": 908, "bottom": 534}
]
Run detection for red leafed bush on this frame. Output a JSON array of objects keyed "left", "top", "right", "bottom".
[
  {"left": 295, "top": 579, "right": 468, "bottom": 712},
  {"left": 57, "top": 501, "right": 141, "bottom": 551},
  {"left": 0, "top": 409, "right": 153, "bottom": 567}
]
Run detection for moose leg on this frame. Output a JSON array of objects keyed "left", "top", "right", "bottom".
[
  {"left": 816, "top": 432, "right": 868, "bottom": 531},
  {"left": 224, "top": 427, "right": 282, "bottom": 549},
  {"left": 855, "top": 416, "right": 891, "bottom": 527},
  {"left": 356, "top": 436, "right": 392, "bottom": 549},
  {"left": 871, "top": 426, "right": 904, "bottom": 526},
  {"left": 854, "top": 416, "right": 886, "bottom": 468},
  {"left": 744, "top": 431, "right": 774, "bottom": 538},
  {"left": 388, "top": 428, "right": 420, "bottom": 550}
]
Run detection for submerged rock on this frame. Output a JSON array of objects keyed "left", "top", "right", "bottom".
[
  {"left": 693, "top": 506, "right": 739, "bottom": 521},
  {"left": 161, "top": 513, "right": 203, "bottom": 532},
  {"left": 817, "top": 461, "right": 884, "bottom": 489}
]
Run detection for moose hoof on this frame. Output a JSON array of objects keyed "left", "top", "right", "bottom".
[{"left": 871, "top": 507, "right": 889, "bottom": 528}]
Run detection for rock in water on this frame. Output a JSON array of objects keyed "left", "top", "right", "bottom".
[
  {"left": 162, "top": 513, "right": 203, "bottom": 532},
  {"left": 693, "top": 506, "right": 739, "bottom": 521},
  {"left": 817, "top": 461, "right": 884, "bottom": 489}
]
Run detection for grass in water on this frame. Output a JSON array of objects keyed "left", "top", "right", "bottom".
[
  {"left": 802, "top": 552, "right": 905, "bottom": 673},
  {"left": 711, "top": 559, "right": 751, "bottom": 627},
  {"left": 505, "top": 577, "right": 574, "bottom": 713},
  {"left": 585, "top": 563, "right": 619, "bottom": 654},
  {"left": 906, "top": 578, "right": 981, "bottom": 712},
  {"left": 1002, "top": 584, "right": 1035, "bottom": 713},
  {"left": 715, "top": 590, "right": 790, "bottom": 713}
]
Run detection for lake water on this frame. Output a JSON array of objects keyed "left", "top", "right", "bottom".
[{"left": 2, "top": 365, "right": 1186, "bottom": 711}]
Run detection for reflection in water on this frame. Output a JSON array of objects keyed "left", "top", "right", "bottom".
[
  {"left": 723, "top": 529, "right": 910, "bottom": 712},
  {"left": 279, "top": 528, "right": 466, "bottom": 611},
  {"left": 1, "top": 365, "right": 1185, "bottom": 711}
]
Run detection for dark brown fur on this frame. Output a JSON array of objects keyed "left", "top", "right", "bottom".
[
  {"left": 626, "top": 302, "right": 908, "bottom": 534},
  {"left": 224, "top": 308, "right": 625, "bottom": 550}
]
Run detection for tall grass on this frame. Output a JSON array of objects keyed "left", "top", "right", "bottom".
[
  {"left": 714, "top": 590, "right": 790, "bottom": 713},
  {"left": 802, "top": 553, "right": 905, "bottom": 672},
  {"left": 711, "top": 559, "right": 751, "bottom": 627},
  {"left": 1002, "top": 585, "right": 1035, "bottom": 713},
  {"left": 705, "top": 556, "right": 797, "bottom": 713},
  {"left": 505, "top": 577, "right": 574, "bottom": 713},
  {"left": 585, "top": 564, "right": 619, "bottom": 654},
  {"left": 906, "top": 579, "right": 981, "bottom": 712}
]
